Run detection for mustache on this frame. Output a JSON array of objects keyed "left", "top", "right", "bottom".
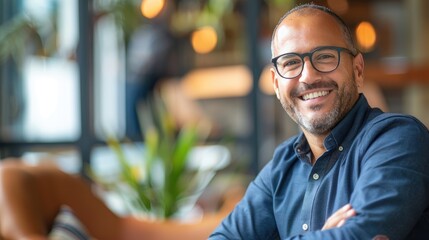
[{"left": 291, "top": 81, "right": 338, "bottom": 97}]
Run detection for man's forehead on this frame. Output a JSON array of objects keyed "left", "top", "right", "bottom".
[
  {"left": 277, "top": 12, "right": 336, "bottom": 38},
  {"left": 273, "top": 10, "right": 344, "bottom": 51}
]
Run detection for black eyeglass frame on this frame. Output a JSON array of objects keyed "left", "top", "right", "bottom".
[{"left": 271, "top": 46, "right": 357, "bottom": 79}]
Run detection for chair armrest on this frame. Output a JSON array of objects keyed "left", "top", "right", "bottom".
[
  {"left": 0, "top": 159, "right": 121, "bottom": 240},
  {"left": 0, "top": 159, "right": 243, "bottom": 240}
]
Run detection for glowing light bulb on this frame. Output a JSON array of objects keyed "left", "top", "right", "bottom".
[
  {"left": 141, "top": 0, "right": 165, "bottom": 19},
  {"left": 356, "top": 21, "right": 377, "bottom": 52},
  {"left": 191, "top": 26, "right": 218, "bottom": 54}
]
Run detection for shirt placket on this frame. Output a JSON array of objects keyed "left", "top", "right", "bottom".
[{"left": 299, "top": 157, "right": 327, "bottom": 233}]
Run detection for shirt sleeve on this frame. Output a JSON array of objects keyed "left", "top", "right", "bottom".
[
  {"left": 209, "top": 161, "right": 280, "bottom": 240},
  {"left": 285, "top": 115, "right": 429, "bottom": 240}
]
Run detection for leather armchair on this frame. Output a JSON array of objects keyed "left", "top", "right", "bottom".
[{"left": 0, "top": 159, "right": 241, "bottom": 240}]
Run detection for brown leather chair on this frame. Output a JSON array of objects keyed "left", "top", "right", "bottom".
[{"left": 0, "top": 159, "right": 242, "bottom": 240}]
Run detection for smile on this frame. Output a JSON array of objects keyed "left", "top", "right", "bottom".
[{"left": 302, "top": 91, "right": 330, "bottom": 101}]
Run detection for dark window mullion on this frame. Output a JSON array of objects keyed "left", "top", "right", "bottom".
[{"left": 77, "top": 0, "right": 95, "bottom": 177}]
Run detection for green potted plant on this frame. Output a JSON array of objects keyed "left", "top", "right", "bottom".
[{"left": 95, "top": 93, "right": 229, "bottom": 220}]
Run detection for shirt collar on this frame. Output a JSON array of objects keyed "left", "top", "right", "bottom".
[{"left": 327, "top": 94, "right": 372, "bottom": 150}]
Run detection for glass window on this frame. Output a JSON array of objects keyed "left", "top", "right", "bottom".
[
  {"left": 0, "top": 0, "right": 80, "bottom": 142},
  {"left": 94, "top": 15, "right": 126, "bottom": 139}
]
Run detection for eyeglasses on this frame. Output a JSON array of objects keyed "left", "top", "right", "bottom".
[{"left": 271, "top": 46, "right": 357, "bottom": 79}]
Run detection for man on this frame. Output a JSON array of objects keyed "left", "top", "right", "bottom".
[{"left": 210, "top": 3, "right": 429, "bottom": 240}]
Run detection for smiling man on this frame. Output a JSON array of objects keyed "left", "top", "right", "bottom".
[{"left": 209, "top": 3, "right": 429, "bottom": 240}]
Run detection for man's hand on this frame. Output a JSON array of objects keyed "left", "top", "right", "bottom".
[{"left": 322, "top": 204, "right": 356, "bottom": 230}]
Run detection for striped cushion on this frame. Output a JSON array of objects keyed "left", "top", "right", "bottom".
[{"left": 48, "top": 205, "right": 92, "bottom": 240}]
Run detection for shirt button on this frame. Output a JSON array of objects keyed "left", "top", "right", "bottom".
[
  {"left": 302, "top": 223, "right": 309, "bottom": 231},
  {"left": 338, "top": 146, "right": 344, "bottom": 151},
  {"left": 312, "top": 173, "right": 320, "bottom": 180}
]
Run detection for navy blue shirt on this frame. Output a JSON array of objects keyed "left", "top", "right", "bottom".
[{"left": 210, "top": 95, "right": 429, "bottom": 240}]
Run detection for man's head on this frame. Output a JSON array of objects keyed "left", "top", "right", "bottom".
[
  {"left": 270, "top": 4, "right": 365, "bottom": 137},
  {"left": 271, "top": 4, "right": 357, "bottom": 55}
]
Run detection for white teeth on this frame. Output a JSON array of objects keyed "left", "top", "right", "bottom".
[{"left": 302, "top": 91, "right": 329, "bottom": 100}]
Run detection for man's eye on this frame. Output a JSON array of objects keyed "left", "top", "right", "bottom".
[
  {"left": 315, "top": 54, "right": 335, "bottom": 61},
  {"left": 280, "top": 59, "right": 301, "bottom": 68}
]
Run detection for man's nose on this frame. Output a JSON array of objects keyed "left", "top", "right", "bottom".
[{"left": 299, "top": 58, "right": 320, "bottom": 84}]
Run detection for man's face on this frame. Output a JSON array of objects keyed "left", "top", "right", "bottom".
[{"left": 271, "top": 11, "right": 364, "bottom": 136}]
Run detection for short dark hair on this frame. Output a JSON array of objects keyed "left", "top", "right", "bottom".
[{"left": 271, "top": 3, "right": 357, "bottom": 55}]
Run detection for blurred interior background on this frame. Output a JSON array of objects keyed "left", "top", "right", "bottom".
[{"left": 0, "top": 0, "right": 428, "bottom": 200}]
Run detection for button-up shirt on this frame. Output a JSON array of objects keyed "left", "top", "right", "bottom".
[{"left": 210, "top": 94, "right": 429, "bottom": 240}]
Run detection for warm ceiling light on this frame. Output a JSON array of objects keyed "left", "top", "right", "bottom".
[
  {"left": 191, "top": 26, "right": 218, "bottom": 54},
  {"left": 356, "top": 21, "right": 377, "bottom": 52},
  {"left": 181, "top": 65, "right": 252, "bottom": 99},
  {"left": 141, "top": 0, "right": 165, "bottom": 19}
]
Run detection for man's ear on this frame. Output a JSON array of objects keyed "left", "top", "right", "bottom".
[
  {"left": 271, "top": 68, "right": 280, "bottom": 99},
  {"left": 353, "top": 53, "right": 365, "bottom": 91}
]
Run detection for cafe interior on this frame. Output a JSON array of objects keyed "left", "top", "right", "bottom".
[{"left": 0, "top": 0, "right": 428, "bottom": 239}]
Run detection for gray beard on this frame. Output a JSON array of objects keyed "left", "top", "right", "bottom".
[
  {"left": 296, "top": 102, "right": 340, "bottom": 135},
  {"left": 280, "top": 75, "right": 358, "bottom": 136}
]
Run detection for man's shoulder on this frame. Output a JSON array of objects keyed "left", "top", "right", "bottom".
[
  {"left": 271, "top": 135, "right": 301, "bottom": 164},
  {"left": 356, "top": 111, "right": 429, "bottom": 151},
  {"left": 275, "top": 135, "right": 299, "bottom": 151},
  {"left": 365, "top": 112, "right": 428, "bottom": 133},
  {"left": 255, "top": 136, "right": 301, "bottom": 186}
]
